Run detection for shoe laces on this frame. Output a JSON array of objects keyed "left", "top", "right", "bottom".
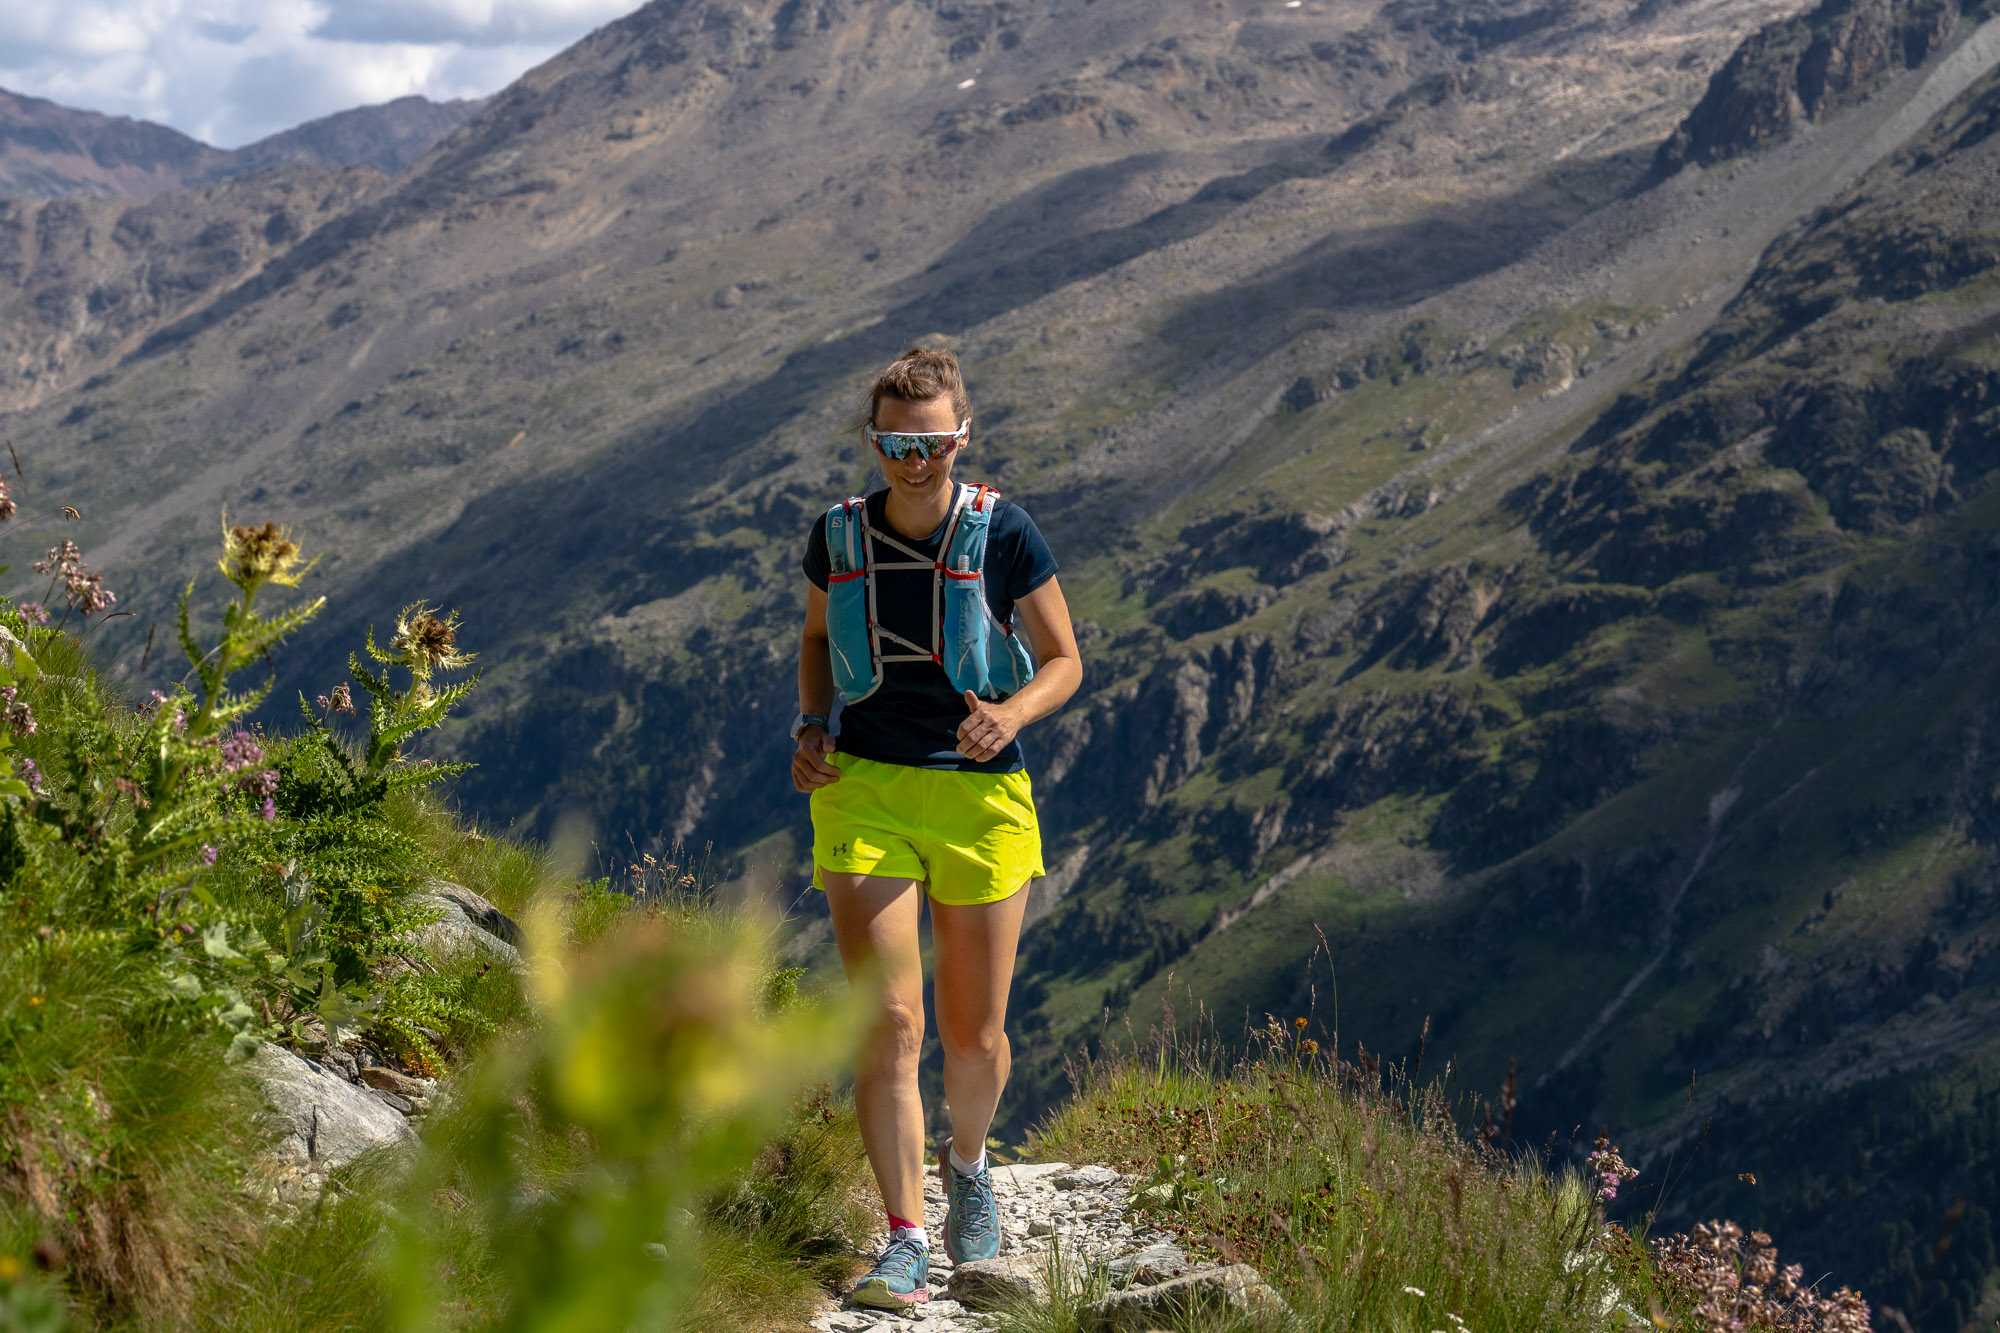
[
  {"left": 952, "top": 1166, "right": 997, "bottom": 1246},
  {"left": 871, "top": 1234, "right": 927, "bottom": 1283}
]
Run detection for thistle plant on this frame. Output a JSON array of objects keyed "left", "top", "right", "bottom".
[
  {"left": 131, "top": 515, "right": 326, "bottom": 873},
  {"left": 295, "top": 600, "right": 480, "bottom": 813}
]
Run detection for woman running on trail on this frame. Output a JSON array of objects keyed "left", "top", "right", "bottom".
[{"left": 793, "top": 346, "right": 1082, "bottom": 1310}]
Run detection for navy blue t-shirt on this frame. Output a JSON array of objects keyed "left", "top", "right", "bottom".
[{"left": 802, "top": 486, "right": 1059, "bottom": 773}]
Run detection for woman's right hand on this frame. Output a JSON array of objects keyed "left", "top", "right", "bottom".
[{"left": 792, "top": 726, "right": 842, "bottom": 792}]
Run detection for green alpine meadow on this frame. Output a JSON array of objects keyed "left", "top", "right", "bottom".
[{"left": 3, "top": 0, "right": 2000, "bottom": 1326}]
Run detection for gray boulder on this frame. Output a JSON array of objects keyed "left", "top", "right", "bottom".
[
  {"left": 247, "top": 1042, "right": 416, "bottom": 1174},
  {"left": 1106, "top": 1242, "right": 1191, "bottom": 1286},
  {"left": 409, "top": 879, "right": 524, "bottom": 970},
  {"left": 1080, "top": 1263, "right": 1290, "bottom": 1331},
  {"left": 948, "top": 1254, "right": 1050, "bottom": 1310},
  {"left": 1053, "top": 1164, "right": 1122, "bottom": 1190}
]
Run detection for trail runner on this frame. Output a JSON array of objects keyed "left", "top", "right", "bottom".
[{"left": 793, "top": 345, "right": 1083, "bottom": 1309}]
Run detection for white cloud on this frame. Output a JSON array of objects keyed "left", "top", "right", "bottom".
[
  {"left": 0, "top": 0, "right": 631, "bottom": 147},
  {"left": 312, "top": 0, "right": 633, "bottom": 48}
]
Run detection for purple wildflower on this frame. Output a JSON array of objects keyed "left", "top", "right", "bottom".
[
  {"left": 32, "top": 539, "right": 116, "bottom": 615},
  {"left": 32, "top": 540, "right": 79, "bottom": 576},
  {"left": 16, "top": 602, "right": 47, "bottom": 626},
  {"left": 64, "top": 570, "right": 115, "bottom": 615},
  {"left": 200, "top": 845, "right": 218, "bottom": 865},
  {"left": 259, "top": 795, "right": 275, "bottom": 822},
  {"left": 15, "top": 756, "right": 43, "bottom": 797},
  {"left": 219, "top": 730, "right": 264, "bottom": 772},
  {"left": 1586, "top": 1135, "right": 1638, "bottom": 1203}
]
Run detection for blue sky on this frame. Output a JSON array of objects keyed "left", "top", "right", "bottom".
[{"left": 0, "top": 1, "right": 639, "bottom": 148}]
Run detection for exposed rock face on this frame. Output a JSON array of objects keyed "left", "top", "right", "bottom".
[
  {"left": 1078, "top": 1263, "right": 1291, "bottom": 1331},
  {"left": 0, "top": 87, "right": 223, "bottom": 199},
  {"left": 407, "top": 880, "right": 527, "bottom": 972},
  {"left": 1656, "top": 0, "right": 1966, "bottom": 172},
  {"left": 0, "top": 168, "right": 379, "bottom": 411},
  {"left": 246, "top": 1043, "right": 416, "bottom": 1202},
  {"left": 946, "top": 1254, "right": 1049, "bottom": 1309}
]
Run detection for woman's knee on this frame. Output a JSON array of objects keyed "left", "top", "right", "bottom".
[
  {"left": 861, "top": 994, "right": 925, "bottom": 1069},
  {"left": 938, "top": 1021, "right": 1007, "bottom": 1066}
]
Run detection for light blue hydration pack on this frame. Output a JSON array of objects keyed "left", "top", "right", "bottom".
[{"left": 823, "top": 481, "right": 1037, "bottom": 705}]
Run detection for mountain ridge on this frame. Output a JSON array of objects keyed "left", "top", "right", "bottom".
[
  {"left": 6, "top": 0, "right": 2000, "bottom": 1324},
  {"left": 0, "top": 86, "right": 482, "bottom": 201}
]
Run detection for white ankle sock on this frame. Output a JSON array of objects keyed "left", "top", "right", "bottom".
[
  {"left": 948, "top": 1142, "right": 987, "bottom": 1177},
  {"left": 890, "top": 1223, "right": 929, "bottom": 1248}
]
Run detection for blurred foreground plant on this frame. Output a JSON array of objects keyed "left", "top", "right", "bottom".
[{"left": 374, "top": 894, "right": 865, "bottom": 1330}]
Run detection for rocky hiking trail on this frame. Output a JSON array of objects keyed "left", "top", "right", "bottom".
[
  {"left": 809, "top": 1161, "right": 1288, "bottom": 1333},
  {"left": 808, "top": 1161, "right": 1652, "bottom": 1332}
]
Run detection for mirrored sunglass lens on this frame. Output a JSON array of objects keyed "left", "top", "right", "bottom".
[{"left": 879, "top": 434, "right": 950, "bottom": 459}]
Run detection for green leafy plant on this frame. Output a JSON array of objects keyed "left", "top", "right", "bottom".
[{"left": 294, "top": 600, "right": 480, "bottom": 814}]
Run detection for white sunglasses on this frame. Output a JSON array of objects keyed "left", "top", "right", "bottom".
[{"left": 867, "top": 418, "right": 970, "bottom": 460}]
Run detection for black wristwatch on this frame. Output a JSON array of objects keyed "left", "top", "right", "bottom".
[{"left": 790, "top": 712, "right": 830, "bottom": 742}]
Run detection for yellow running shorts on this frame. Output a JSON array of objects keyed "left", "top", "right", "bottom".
[{"left": 809, "top": 751, "right": 1045, "bottom": 906}]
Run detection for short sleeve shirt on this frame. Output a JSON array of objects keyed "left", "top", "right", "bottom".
[{"left": 802, "top": 486, "right": 1059, "bottom": 773}]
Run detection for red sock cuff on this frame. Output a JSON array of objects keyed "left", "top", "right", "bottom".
[{"left": 887, "top": 1212, "right": 922, "bottom": 1232}]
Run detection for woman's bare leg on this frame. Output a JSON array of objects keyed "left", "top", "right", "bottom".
[
  {"left": 822, "top": 870, "right": 928, "bottom": 1225},
  {"left": 929, "top": 881, "right": 1033, "bottom": 1163}
]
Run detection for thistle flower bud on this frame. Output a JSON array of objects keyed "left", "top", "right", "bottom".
[
  {"left": 218, "top": 516, "right": 317, "bottom": 594},
  {"left": 391, "top": 601, "right": 475, "bottom": 678}
]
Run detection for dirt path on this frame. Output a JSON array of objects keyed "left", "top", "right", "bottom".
[{"left": 809, "top": 1160, "right": 1189, "bottom": 1331}]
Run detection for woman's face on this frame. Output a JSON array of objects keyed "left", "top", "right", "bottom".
[{"left": 870, "top": 395, "right": 964, "bottom": 501}]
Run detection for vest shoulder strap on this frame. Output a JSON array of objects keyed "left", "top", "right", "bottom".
[
  {"left": 942, "top": 482, "right": 1003, "bottom": 574},
  {"left": 824, "top": 495, "right": 867, "bottom": 576}
]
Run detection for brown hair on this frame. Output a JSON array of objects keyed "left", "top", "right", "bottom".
[{"left": 854, "top": 345, "right": 972, "bottom": 437}]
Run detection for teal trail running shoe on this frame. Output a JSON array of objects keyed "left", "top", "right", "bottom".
[
  {"left": 850, "top": 1234, "right": 931, "bottom": 1310},
  {"left": 940, "top": 1137, "right": 1001, "bottom": 1264}
]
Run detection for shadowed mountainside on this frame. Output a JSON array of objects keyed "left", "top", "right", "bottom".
[{"left": 6, "top": 0, "right": 2000, "bottom": 1325}]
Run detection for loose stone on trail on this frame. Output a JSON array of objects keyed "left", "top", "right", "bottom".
[{"left": 809, "top": 1160, "right": 1194, "bottom": 1332}]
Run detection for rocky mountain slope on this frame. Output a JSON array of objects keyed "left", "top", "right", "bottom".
[
  {"left": 219, "top": 95, "right": 484, "bottom": 181},
  {"left": 0, "top": 87, "right": 225, "bottom": 199},
  {"left": 0, "top": 86, "right": 478, "bottom": 200},
  {"left": 5, "top": 0, "right": 2000, "bottom": 1326}
]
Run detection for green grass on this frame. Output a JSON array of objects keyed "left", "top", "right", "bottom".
[
  {"left": 1024, "top": 1022, "right": 1675, "bottom": 1333},
  {"left": 0, "top": 556, "right": 881, "bottom": 1330}
]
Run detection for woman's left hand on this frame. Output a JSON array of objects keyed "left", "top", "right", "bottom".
[{"left": 957, "top": 690, "right": 1022, "bottom": 761}]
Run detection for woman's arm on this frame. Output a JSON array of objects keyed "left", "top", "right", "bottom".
[
  {"left": 798, "top": 581, "right": 837, "bottom": 718},
  {"left": 956, "top": 575, "right": 1083, "bottom": 760},
  {"left": 1003, "top": 575, "right": 1082, "bottom": 726},
  {"left": 794, "top": 582, "right": 841, "bottom": 791}
]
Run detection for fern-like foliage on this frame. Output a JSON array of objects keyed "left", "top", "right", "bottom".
[{"left": 293, "top": 602, "right": 481, "bottom": 815}]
